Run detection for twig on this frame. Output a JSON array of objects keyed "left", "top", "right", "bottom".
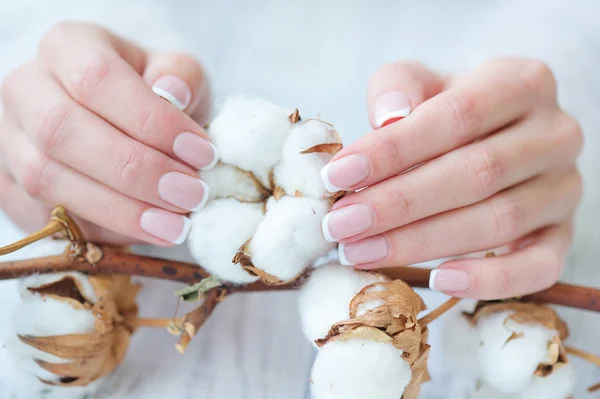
[
  {"left": 1, "top": 245, "right": 600, "bottom": 312},
  {"left": 588, "top": 382, "right": 600, "bottom": 393},
  {"left": 418, "top": 297, "right": 461, "bottom": 326},
  {"left": 565, "top": 346, "right": 600, "bottom": 367}
]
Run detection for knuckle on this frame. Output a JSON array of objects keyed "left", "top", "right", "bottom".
[
  {"left": 33, "top": 101, "right": 71, "bottom": 151},
  {"left": 522, "top": 60, "right": 556, "bottom": 97},
  {"left": 491, "top": 196, "right": 523, "bottom": 241},
  {"left": 113, "top": 145, "right": 146, "bottom": 185},
  {"left": 69, "top": 53, "right": 115, "bottom": 104},
  {"left": 42, "top": 21, "right": 79, "bottom": 44},
  {"left": 444, "top": 89, "right": 480, "bottom": 143},
  {"left": 1, "top": 66, "right": 26, "bottom": 104},
  {"left": 137, "top": 101, "right": 172, "bottom": 140},
  {"left": 463, "top": 145, "right": 504, "bottom": 198},
  {"left": 559, "top": 114, "right": 584, "bottom": 155},
  {"left": 21, "top": 156, "right": 53, "bottom": 198}
]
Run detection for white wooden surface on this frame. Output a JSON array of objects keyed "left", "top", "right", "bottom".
[{"left": 0, "top": 1, "right": 599, "bottom": 397}]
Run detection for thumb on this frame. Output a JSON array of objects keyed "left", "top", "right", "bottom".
[
  {"left": 367, "top": 61, "right": 446, "bottom": 128},
  {"left": 144, "top": 52, "right": 211, "bottom": 124}
]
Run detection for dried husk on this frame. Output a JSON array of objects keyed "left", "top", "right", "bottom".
[
  {"left": 19, "top": 274, "right": 140, "bottom": 387},
  {"left": 232, "top": 239, "right": 302, "bottom": 285},
  {"left": 464, "top": 300, "right": 570, "bottom": 382},
  {"left": 315, "top": 279, "right": 430, "bottom": 399}
]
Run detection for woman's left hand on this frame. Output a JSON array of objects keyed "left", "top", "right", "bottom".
[{"left": 320, "top": 57, "right": 583, "bottom": 299}]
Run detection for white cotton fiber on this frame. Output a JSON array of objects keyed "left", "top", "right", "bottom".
[
  {"left": 476, "top": 310, "right": 557, "bottom": 393},
  {"left": 310, "top": 339, "right": 411, "bottom": 399},
  {"left": 199, "top": 162, "right": 267, "bottom": 202},
  {"left": 208, "top": 95, "right": 293, "bottom": 187},
  {"left": 298, "top": 264, "right": 385, "bottom": 344},
  {"left": 188, "top": 198, "right": 264, "bottom": 283},
  {"left": 250, "top": 196, "right": 335, "bottom": 282},
  {"left": 441, "top": 305, "right": 481, "bottom": 378},
  {"left": 517, "top": 362, "right": 576, "bottom": 399},
  {"left": 273, "top": 119, "right": 342, "bottom": 198}
]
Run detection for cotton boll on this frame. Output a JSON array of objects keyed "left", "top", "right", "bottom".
[
  {"left": 517, "top": 362, "right": 576, "bottom": 399},
  {"left": 199, "top": 162, "right": 268, "bottom": 202},
  {"left": 477, "top": 310, "right": 557, "bottom": 393},
  {"left": 273, "top": 119, "right": 342, "bottom": 198},
  {"left": 310, "top": 339, "right": 411, "bottom": 399},
  {"left": 208, "top": 95, "right": 293, "bottom": 187},
  {"left": 250, "top": 196, "right": 335, "bottom": 282},
  {"left": 441, "top": 305, "right": 481, "bottom": 378},
  {"left": 298, "top": 264, "right": 385, "bottom": 343},
  {"left": 188, "top": 199, "right": 264, "bottom": 283}
]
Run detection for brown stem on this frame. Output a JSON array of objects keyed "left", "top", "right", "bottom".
[
  {"left": 1, "top": 246, "right": 600, "bottom": 312},
  {"left": 588, "top": 382, "right": 600, "bottom": 393},
  {"left": 130, "top": 317, "right": 179, "bottom": 329},
  {"left": 565, "top": 346, "right": 600, "bottom": 367},
  {"left": 418, "top": 297, "right": 461, "bottom": 327},
  {"left": 175, "top": 288, "right": 223, "bottom": 354}
]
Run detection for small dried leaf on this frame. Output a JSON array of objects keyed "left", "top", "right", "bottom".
[
  {"left": 272, "top": 186, "right": 286, "bottom": 200},
  {"left": 323, "top": 190, "right": 346, "bottom": 206},
  {"left": 332, "top": 325, "right": 393, "bottom": 345},
  {"left": 402, "top": 346, "right": 430, "bottom": 399},
  {"left": 299, "top": 143, "right": 343, "bottom": 155},
  {"left": 175, "top": 275, "right": 222, "bottom": 302},
  {"left": 294, "top": 190, "right": 303, "bottom": 197},
  {"left": 28, "top": 276, "right": 87, "bottom": 306},
  {"left": 288, "top": 108, "right": 301, "bottom": 123},
  {"left": 504, "top": 331, "right": 524, "bottom": 346},
  {"left": 19, "top": 333, "right": 111, "bottom": 360}
]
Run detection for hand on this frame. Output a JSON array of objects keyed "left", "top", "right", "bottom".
[
  {"left": 0, "top": 22, "right": 215, "bottom": 246},
  {"left": 321, "top": 58, "right": 583, "bottom": 299}
]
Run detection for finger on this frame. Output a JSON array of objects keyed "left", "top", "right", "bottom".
[
  {"left": 143, "top": 52, "right": 211, "bottom": 124},
  {"left": 338, "top": 169, "right": 581, "bottom": 268},
  {"left": 323, "top": 58, "right": 557, "bottom": 192},
  {"left": 39, "top": 22, "right": 217, "bottom": 170},
  {"left": 366, "top": 61, "right": 445, "bottom": 128},
  {"left": 6, "top": 65, "right": 209, "bottom": 213},
  {"left": 324, "top": 111, "right": 582, "bottom": 242},
  {"left": 429, "top": 224, "right": 573, "bottom": 299},
  {"left": 4, "top": 131, "right": 192, "bottom": 246}
]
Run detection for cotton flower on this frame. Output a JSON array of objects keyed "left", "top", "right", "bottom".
[
  {"left": 273, "top": 119, "right": 342, "bottom": 198},
  {"left": 310, "top": 339, "right": 412, "bottom": 399},
  {"left": 238, "top": 196, "right": 335, "bottom": 283},
  {"left": 208, "top": 95, "right": 294, "bottom": 188},
  {"left": 188, "top": 198, "right": 264, "bottom": 284},
  {"left": 297, "top": 264, "right": 385, "bottom": 344}
]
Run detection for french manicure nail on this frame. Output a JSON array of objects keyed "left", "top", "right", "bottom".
[
  {"left": 373, "top": 91, "right": 411, "bottom": 128},
  {"left": 140, "top": 208, "right": 191, "bottom": 245},
  {"left": 321, "top": 154, "right": 371, "bottom": 192},
  {"left": 338, "top": 236, "right": 388, "bottom": 266},
  {"left": 322, "top": 204, "right": 375, "bottom": 242},
  {"left": 158, "top": 172, "right": 209, "bottom": 211},
  {"left": 429, "top": 269, "right": 472, "bottom": 292},
  {"left": 173, "top": 132, "right": 219, "bottom": 170},
  {"left": 152, "top": 75, "right": 192, "bottom": 111}
]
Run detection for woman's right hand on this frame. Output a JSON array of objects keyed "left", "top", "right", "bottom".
[{"left": 0, "top": 22, "right": 216, "bottom": 246}]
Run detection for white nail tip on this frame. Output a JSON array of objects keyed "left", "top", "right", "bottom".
[
  {"left": 338, "top": 243, "right": 354, "bottom": 266},
  {"left": 152, "top": 86, "right": 187, "bottom": 111},
  {"left": 173, "top": 216, "right": 192, "bottom": 245},
  {"left": 429, "top": 269, "right": 440, "bottom": 292},
  {"left": 375, "top": 107, "right": 411, "bottom": 128},
  {"left": 200, "top": 143, "right": 220, "bottom": 171},
  {"left": 321, "top": 213, "right": 337, "bottom": 242},
  {"left": 321, "top": 164, "right": 344, "bottom": 193},
  {"left": 190, "top": 181, "right": 210, "bottom": 212}
]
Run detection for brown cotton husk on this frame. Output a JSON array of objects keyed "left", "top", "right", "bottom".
[
  {"left": 316, "top": 279, "right": 430, "bottom": 399},
  {"left": 232, "top": 239, "right": 301, "bottom": 285},
  {"left": 19, "top": 274, "right": 140, "bottom": 387},
  {"left": 299, "top": 143, "right": 343, "bottom": 155},
  {"left": 465, "top": 300, "right": 571, "bottom": 381}
]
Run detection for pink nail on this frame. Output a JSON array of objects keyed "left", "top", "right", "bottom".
[
  {"left": 140, "top": 208, "right": 191, "bottom": 245},
  {"left": 338, "top": 236, "right": 388, "bottom": 266},
  {"left": 322, "top": 204, "right": 375, "bottom": 242},
  {"left": 321, "top": 154, "right": 371, "bottom": 192},
  {"left": 152, "top": 75, "right": 191, "bottom": 111},
  {"left": 158, "top": 172, "right": 209, "bottom": 211},
  {"left": 173, "top": 132, "right": 219, "bottom": 170},
  {"left": 373, "top": 91, "right": 411, "bottom": 128},
  {"left": 429, "top": 269, "right": 472, "bottom": 292}
]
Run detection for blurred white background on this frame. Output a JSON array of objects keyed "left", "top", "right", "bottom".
[{"left": 0, "top": 0, "right": 599, "bottom": 397}]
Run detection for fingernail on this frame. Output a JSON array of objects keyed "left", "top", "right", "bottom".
[
  {"left": 173, "top": 132, "right": 219, "bottom": 170},
  {"left": 322, "top": 204, "right": 374, "bottom": 242},
  {"left": 373, "top": 91, "right": 411, "bottom": 128},
  {"left": 429, "top": 269, "right": 472, "bottom": 292},
  {"left": 152, "top": 75, "right": 191, "bottom": 111},
  {"left": 140, "top": 208, "right": 191, "bottom": 245},
  {"left": 158, "top": 172, "right": 209, "bottom": 211},
  {"left": 321, "top": 154, "right": 371, "bottom": 192},
  {"left": 338, "top": 236, "right": 388, "bottom": 266}
]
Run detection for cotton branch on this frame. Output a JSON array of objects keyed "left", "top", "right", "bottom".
[{"left": 1, "top": 245, "right": 599, "bottom": 312}]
